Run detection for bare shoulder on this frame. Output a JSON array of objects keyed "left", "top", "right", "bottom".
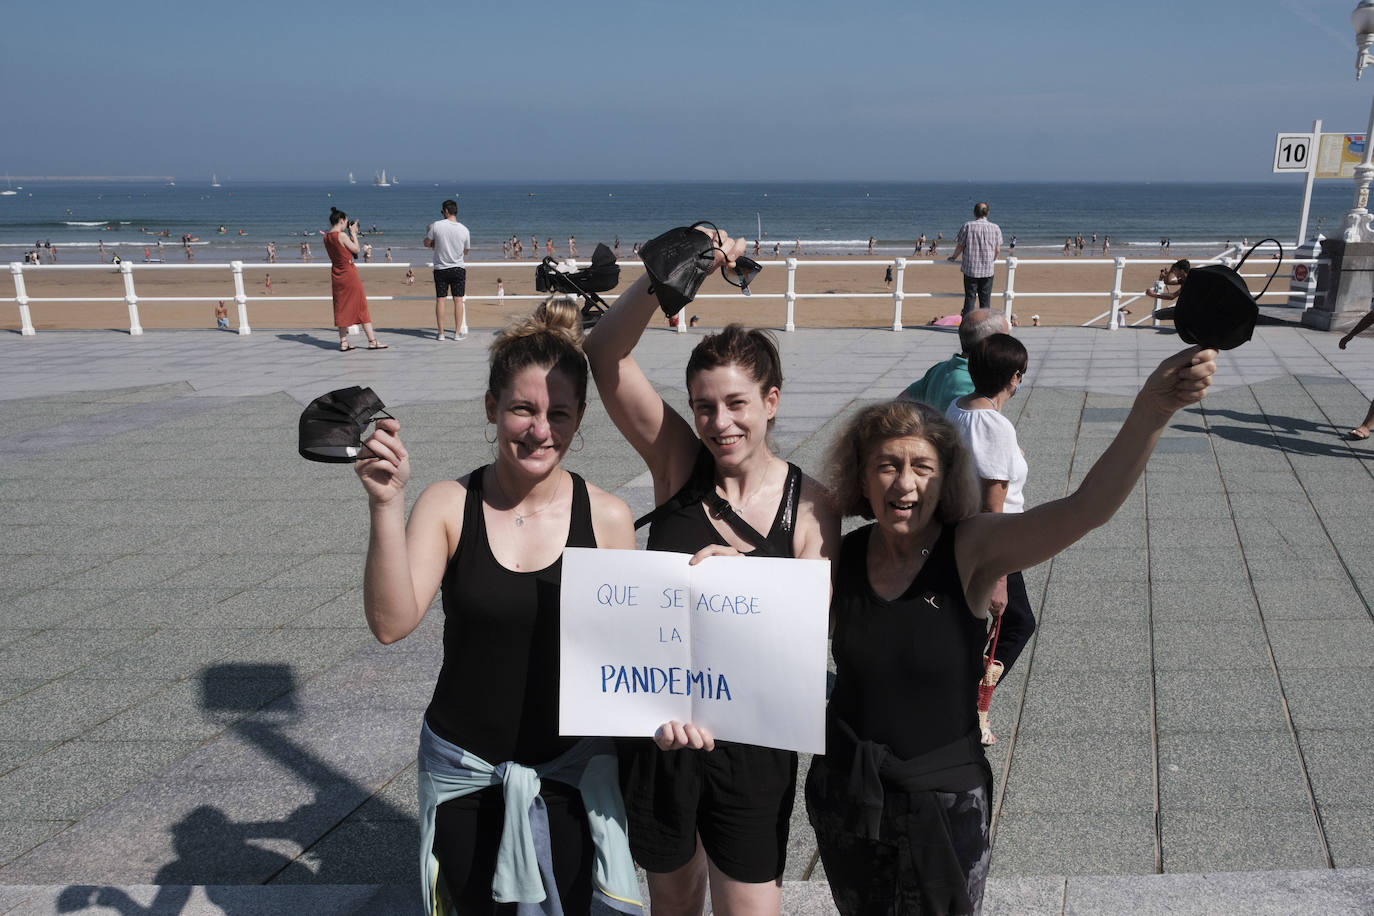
[
  {"left": 586, "top": 482, "right": 636, "bottom": 549},
  {"left": 794, "top": 472, "right": 840, "bottom": 560}
]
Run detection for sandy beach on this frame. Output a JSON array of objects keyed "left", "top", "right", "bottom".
[{"left": 1, "top": 248, "right": 1293, "bottom": 332}]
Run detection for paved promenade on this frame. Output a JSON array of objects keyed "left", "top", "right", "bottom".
[{"left": 1, "top": 321, "right": 1372, "bottom": 914}]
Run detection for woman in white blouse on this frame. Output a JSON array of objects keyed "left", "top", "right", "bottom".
[{"left": 946, "top": 333, "right": 1035, "bottom": 745}]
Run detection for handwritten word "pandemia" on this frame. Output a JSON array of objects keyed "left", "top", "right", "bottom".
[{"left": 601, "top": 665, "right": 733, "bottom": 701}]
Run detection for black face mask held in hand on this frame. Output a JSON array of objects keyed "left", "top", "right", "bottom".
[
  {"left": 298, "top": 386, "right": 393, "bottom": 463},
  {"left": 1155, "top": 239, "right": 1280, "bottom": 350}
]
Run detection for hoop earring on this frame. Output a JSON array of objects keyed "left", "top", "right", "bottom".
[
  {"left": 484, "top": 425, "right": 497, "bottom": 444},
  {"left": 570, "top": 430, "right": 585, "bottom": 453}
]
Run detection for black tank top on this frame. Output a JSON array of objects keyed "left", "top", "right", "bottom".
[
  {"left": 827, "top": 523, "right": 985, "bottom": 762},
  {"left": 425, "top": 466, "right": 598, "bottom": 765},
  {"left": 645, "top": 445, "right": 802, "bottom": 557}
]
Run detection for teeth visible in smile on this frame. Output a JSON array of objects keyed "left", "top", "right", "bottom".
[
  {"left": 716, "top": 435, "right": 742, "bottom": 445},
  {"left": 891, "top": 501, "right": 915, "bottom": 510}
]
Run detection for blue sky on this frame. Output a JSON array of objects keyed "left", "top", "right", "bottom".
[{"left": 4, "top": 0, "right": 1373, "bottom": 182}]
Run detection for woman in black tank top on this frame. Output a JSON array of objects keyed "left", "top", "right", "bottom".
[
  {"left": 809, "top": 347, "right": 1218, "bottom": 915},
  {"left": 584, "top": 224, "right": 840, "bottom": 913},
  {"left": 354, "top": 298, "right": 637, "bottom": 914}
]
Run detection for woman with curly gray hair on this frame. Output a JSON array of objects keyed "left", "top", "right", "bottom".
[{"left": 807, "top": 346, "right": 1218, "bottom": 915}]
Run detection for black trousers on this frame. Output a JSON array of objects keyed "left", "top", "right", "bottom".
[{"left": 992, "top": 570, "right": 1036, "bottom": 677}]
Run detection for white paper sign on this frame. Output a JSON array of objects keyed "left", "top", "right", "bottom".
[{"left": 559, "top": 547, "right": 830, "bottom": 754}]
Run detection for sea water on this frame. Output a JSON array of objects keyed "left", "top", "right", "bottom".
[{"left": 0, "top": 179, "right": 1351, "bottom": 264}]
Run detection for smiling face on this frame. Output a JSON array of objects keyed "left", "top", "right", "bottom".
[
  {"left": 687, "top": 363, "right": 779, "bottom": 470},
  {"left": 485, "top": 364, "right": 584, "bottom": 478},
  {"left": 861, "top": 435, "right": 943, "bottom": 539}
]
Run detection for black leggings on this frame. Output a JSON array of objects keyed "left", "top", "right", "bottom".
[
  {"left": 992, "top": 571, "right": 1036, "bottom": 677},
  {"left": 434, "top": 784, "right": 593, "bottom": 914}
]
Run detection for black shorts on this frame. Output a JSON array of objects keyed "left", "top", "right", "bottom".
[
  {"left": 618, "top": 738, "right": 797, "bottom": 883},
  {"left": 434, "top": 266, "right": 466, "bottom": 298}
]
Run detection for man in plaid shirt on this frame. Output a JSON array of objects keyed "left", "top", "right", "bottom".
[{"left": 948, "top": 202, "right": 1003, "bottom": 314}]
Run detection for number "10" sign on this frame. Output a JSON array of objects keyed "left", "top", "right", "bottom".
[{"left": 1274, "top": 133, "right": 1315, "bottom": 173}]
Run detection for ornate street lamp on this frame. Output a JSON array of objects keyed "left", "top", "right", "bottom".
[{"left": 1343, "top": 1, "right": 1374, "bottom": 239}]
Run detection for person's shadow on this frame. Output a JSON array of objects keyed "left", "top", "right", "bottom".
[
  {"left": 1177, "top": 406, "right": 1374, "bottom": 460},
  {"left": 56, "top": 663, "right": 415, "bottom": 914}
]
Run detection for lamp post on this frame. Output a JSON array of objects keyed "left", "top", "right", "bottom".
[{"left": 1343, "top": 1, "right": 1374, "bottom": 240}]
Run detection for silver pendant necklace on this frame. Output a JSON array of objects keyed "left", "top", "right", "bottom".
[{"left": 511, "top": 474, "right": 562, "bottom": 527}]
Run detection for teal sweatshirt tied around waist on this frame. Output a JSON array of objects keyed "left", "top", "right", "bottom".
[{"left": 417, "top": 720, "right": 643, "bottom": 915}]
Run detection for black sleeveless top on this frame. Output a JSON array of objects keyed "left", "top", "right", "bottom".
[
  {"left": 425, "top": 466, "right": 598, "bottom": 765},
  {"left": 827, "top": 523, "right": 985, "bottom": 763},
  {"left": 645, "top": 445, "right": 802, "bottom": 557}
]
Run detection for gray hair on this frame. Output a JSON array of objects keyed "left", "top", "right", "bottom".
[{"left": 958, "top": 308, "right": 1008, "bottom": 354}]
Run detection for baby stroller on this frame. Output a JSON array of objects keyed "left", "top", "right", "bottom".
[{"left": 534, "top": 243, "right": 620, "bottom": 329}]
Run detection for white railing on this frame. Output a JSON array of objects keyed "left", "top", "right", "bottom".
[{"left": 3, "top": 254, "right": 1328, "bottom": 336}]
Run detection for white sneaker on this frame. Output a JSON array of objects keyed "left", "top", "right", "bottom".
[
  {"left": 456, "top": 332, "right": 468, "bottom": 341},
  {"left": 457, "top": 325, "right": 469, "bottom": 341},
  {"left": 436, "top": 332, "right": 446, "bottom": 341}
]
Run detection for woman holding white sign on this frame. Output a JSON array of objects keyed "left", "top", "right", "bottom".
[
  {"left": 584, "top": 225, "right": 840, "bottom": 915},
  {"left": 354, "top": 297, "right": 642, "bottom": 915},
  {"left": 805, "top": 346, "right": 1217, "bottom": 915}
]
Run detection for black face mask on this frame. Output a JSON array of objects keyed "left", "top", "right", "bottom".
[
  {"left": 297, "top": 386, "right": 392, "bottom": 463},
  {"left": 1156, "top": 239, "right": 1281, "bottom": 350}
]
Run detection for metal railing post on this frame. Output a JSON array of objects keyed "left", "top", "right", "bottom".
[
  {"left": 891, "top": 258, "right": 906, "bottom": 331},
  {"left": 1003, "top": 257, "right": 1017, "bottom": 327},
  {"left": 230, "top": 261, "right": 252, "bottom": 335},
  {"left": 1108, "top": 257, "right": 1126, "bottom": 329},
  {"left": 120, "top": 262, "right": 143, "bottom": 335},
  {"left": 675, "top": 306, "right": 687, "bottom": 333},
  {"left": 1151, "top": 279, "right": 1165, "bottom": 328},
  {"left": 10, "top": 263, "right": 35, "bottom": 336},
  {"left": 785, "top": 258, "right": 798, "bottom": 331}
]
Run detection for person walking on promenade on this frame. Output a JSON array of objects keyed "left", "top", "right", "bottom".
[
  {"left": 1339, "top": 309, "right": 1374, "bottom": 439},
  {"left": 948, "top": 202, "right": 1003, "bottom": 315},
  {"left": 1145, "top": 259, "right": 1191, "bottom": 306},
  {"left": 425, "top": 199, "right": 471, "bottom": 341},
  {"left": 806, "top": 346, "right": 1217, "bottom": 915},
  {"left": 945, "top": 334, "right": 1038, "bottom": 745},
  {"left": 584, "top": 223, "right": 840, "bottom": 916},
  {"left": 324, "top": 207, "right": 386, "bottom": 351},
  {"left": 898, "top": 309, "right": 1007, "bottom": 410},
  {"left": 354, "top": 297, "right": 641, "bottom": 915}
]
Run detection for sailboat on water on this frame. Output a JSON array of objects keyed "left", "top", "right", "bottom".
[
  {"left": 348, "top": 171, "right": 356, "bottom": 184},
  {"left": 211, "top": 173, "right": 221, "bottom": 188},
  {"left": 0, "top": 174, "right": 16, "bottom": 197},
  {"left": 373, "top": 170, "right": 391, "bottom": 188}
]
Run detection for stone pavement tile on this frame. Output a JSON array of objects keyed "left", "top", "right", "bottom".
[
  {"left": 1038, "top": 579, "right": 1149, "bottom": 621},
  {"left": 60, "top": 553, "right": 206, "bottom": 591},
  {"left": 1230, "top": 514, "right": 1328, "bottom": 551},
  {"left": 990, "top": 810, "right": 1155, "bottom": 876},
  {"left": 0, "top": 741, "right": 58, "bottom": 775},
  {"left": 0, "top": 820, "right": 71, "bottom": 866},
  {"left": 344, "top": 765, "right": 419, "bottom": 822},
  {"left": 1280, "top": 669, "right": 1374, "bottom": 731},
  {"left": 154, "top": 554, "right": 313, "bottom": 590},
  {"left": 0, "top": 740, "right": 200, "bottom": 820},
  {"left": 1156, "top": 730, "right": 1311, "bottom": 811},
  {"left": 0, "top": 666, "right": 161, "bottom": 742},
  {"left": 254, "top": 553, "right": 367, "bottom": 590},
  {"left": 65, "top": 587, "right": 239, "bottom": 629},
  {"left": 83, "top": 676, "right": 296, "bottom": 742},
  {"left": 1144, "top": 489, "right": 1232, "bottom": 519},
  {"left": 1158, "top": 807, "right": 1327, "bottom": 872},
  {"left": 284, "top": 589, "right": 371, "bottom": 628},
  {"left": 1148, "top": 579, "right": 1257, "bottom": 622},
  {"left": 76, "top": 628, "right": 273, "bottom": 682},
  {"left": 213, "top": 628, "right": 376, "bottom": 681},
  {"left": 1266, "top": 618, "right": 1374, "bottom": 669},
  {"left": 269, "top": 819, "right": 416, "bottom": 885},
  {"left": 1153, "top": 667, "right": 1288, "bottom": 732},
  {"left": 1, "top": 587, "right": 115, "bottom": 628},
  {"left": 1027, "top": 617, "right": 1151, "bottom": 671},
  {"left": 181, "top": 587, "right": 340, "bottom": 629},
  {"left": 292, "top": 658, "right": 436, "bottom": 715},
  {"left": 1, "top": 554, "right": 110, "bottom": 591},
  {"left": 1064, "top": 868, "right": 1374, "bottom": 916},
  {"left": 1017, "top": 668, "right": 1152, "bottom": 735},
  {"left": 1298, "top": 728, "right": 1374, "bottom": 809},
  {"left": 1000, "top": 731, "right": 1154, "bottom": 814},
  {"left": 1252, "top": 577, "right": 1369, "bottom": 620},
  {"left": 1243, "top": 551, "right": 1354, "bottom": 584},
  {"left": 981, "top": 875, "right": 1066, "bottom": 915},
  {"left": 1149, "top": 545, "right": 1247, "bottom": 582},
  {"left": 1318, "top": 805, "right": 1374, "bottom": 867},
  {"left": 0, "top": 626, "right": 157, "bottom": 683},
  {"left": 1047, "top": 548, "right": 1147, "bottom": 583},
  {"left": 1225, "top": 492, "right": 1320, "bottom": 522},
  {"left": 1152, "top": 618, "right": 1272, "bottom": 670}
]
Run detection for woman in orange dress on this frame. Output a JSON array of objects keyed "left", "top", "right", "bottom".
[{"left": 324, "top": 207, "right": 386, "bottom": 351}]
